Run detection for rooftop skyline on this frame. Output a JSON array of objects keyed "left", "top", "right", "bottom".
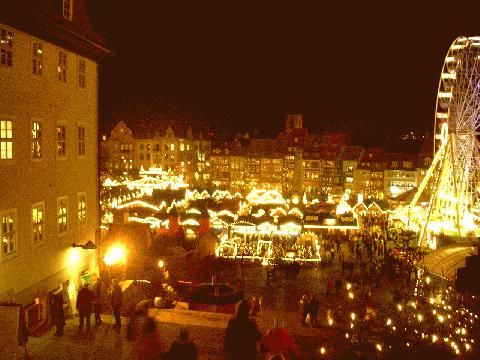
[{"left": 87, "top": 1, "right": 480, "bottom": 142}]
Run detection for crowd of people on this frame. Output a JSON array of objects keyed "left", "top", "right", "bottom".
[{"left": 50, "top": 277, "right": 124, "bottom": 337}]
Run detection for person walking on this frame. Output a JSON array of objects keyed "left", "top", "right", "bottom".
[
  {"left": 92, "top": 277, "right": 105, "bottom": 325},
  {"left": 165, "top": 328, "right": 198, "bottom": 360},
  {"left": 224, "top": 300, "right": 262, "bottom": 360},
  {"left": 137, "top": 317, "right": 165, "bottom": 360},
  {"left": 299, "top": 295, "right": 308, "bottom": 326},
  {"left": 76, "top": 282, "right": 95, "bottom": 333},
  {"left": 110, "top": 279, "right": 123, "bottom": 330}
]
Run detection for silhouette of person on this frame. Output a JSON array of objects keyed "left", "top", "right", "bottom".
[
  {"left": 224, "top": 300, "right": 262, "bottom": 360},
  {"left": 110, "top": 279, "right": 123, "bottom": 330},
  {"left": 165, "top": 328, "right": 198, "bottom": 360},
  {"left": 76, "top": 283, "right": 95, "bottom": 333}
]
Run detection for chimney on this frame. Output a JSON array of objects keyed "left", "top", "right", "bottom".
[{"left": 285, "top": 114, "right": 303, "bottom": 133}]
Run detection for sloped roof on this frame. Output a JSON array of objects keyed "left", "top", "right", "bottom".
[
  {"left": 418, "top": 245, "right": 476, "bottom": 280},
  {"left": 389, "top": 187, "right": 430, "bottom": 203}
]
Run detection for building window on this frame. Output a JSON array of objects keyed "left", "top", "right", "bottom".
[
  {"left": 77, "top": 126, "right": 85, "bottom": 157},
  {"left": 78, "top": 57, "right": 86, "bottom": 88},
  {"left": 32, "top": 121, "right": 42, "bottom": 159},
  {"left": 32, "top": 41, "right": 43, "bottom": 75},
  {"left": 78, "top": 193, "right": 86, "bottom": 225},
  {"left": 32, "top": 203, "right": 44, "bottom": 244},
  {"left": 1, "top": 210, "right": 17, "bottom": 256},
  {"left": 57, "top": 125, "right": 66, "bottom": 158},
  {"left": 0, "top": 28, "right": 13, "bottom": 67},
  {"left": 0, "top": 119, "right": 13, "bottom": 160},
  {"left": 62, "top": 0, "right": 73, "bottom": 20},
  {"left": 57, "top": 197, "right": 68, "bottom": 233},
  {"left": 57, "top": 51, "right": 67, "bottom": 82}
]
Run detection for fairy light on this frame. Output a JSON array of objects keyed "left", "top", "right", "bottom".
[
  {"left": 346, "top": 283, "right": 352, "bottom": 290},
  {"left": 397, "top": 304, "right": 403, "bottom": 311},
  {"left": 376, "top": 344, "right": 382, "bottom": 352},
  {"left": 417, "top": 314, "right": 423, "bottom": 322},
  {"left": 345, "top": 333, "right": 349, "bottom": 339},
  {"left": 350, "top": 312, "right": 356, "bottom": 321},
  {"left": 320, "top": 347, "right": 326, "bottom": 355},
  {"left": 438, "top": 315, "right": 445, "bottom": 323},
  {"left": 348, "top": 292, "right": 354, "bottom": 299},
  {"left": 386, "top": 318, "right": 392, "bottom": 326},
  {"left": 328, "top": 318, "right": 333, "bottom": 326},
  {"left": 432, "top": 334, "right": 438, "bottom": 343}
]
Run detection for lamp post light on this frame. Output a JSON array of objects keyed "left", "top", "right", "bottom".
[{"left": 158, "top": 259, "right": 165, "bottom": 269}]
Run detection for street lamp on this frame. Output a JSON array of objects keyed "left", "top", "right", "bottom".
[{"left": 158, "top": 259, "right": 165, "bottom": 269}]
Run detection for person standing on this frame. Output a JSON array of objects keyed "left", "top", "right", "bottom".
[
  {"left": 299, "top": 295, "right": 308, "bottom": 326},
  {"left": 92, "top": 277, "right": 104, "bottom": 325},
  {"left": 76, "top": 283, "right": 95, "bottom": 333},
  {"left": 110, "top": 279, "right": 123, "bottom": 330},
  {"left": 224, "top": 300, "right": 262, "bottom": 360},
  {"left": 308, "top": 295, "right": 319, "bottom": 327},
  {"left": 50, "top": 292, "right": 65, "bottom": 337}
]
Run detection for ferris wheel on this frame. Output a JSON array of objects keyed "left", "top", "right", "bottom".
[{"left": 411, "top": 36, "right": 480, "bottom": 245}]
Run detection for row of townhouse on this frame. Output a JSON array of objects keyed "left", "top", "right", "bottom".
[
  {"left": 207, "top": 114, "right": 433, "bottom": 200},
  {"left": 210, "top": 142, "right": 432, "bottom": 201},
  {"left": 100, "top": 120, "right": 211, "bottom": 186},
  {"left": 0, "top": 0, "right": 108, "bottom": 332},
  {"left": 101, "top": 117, "right": 433, "bottom": 202}
]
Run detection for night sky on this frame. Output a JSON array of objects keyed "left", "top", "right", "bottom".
[{"left": 87, "top": 1, "right": 480, "bottom": 142}]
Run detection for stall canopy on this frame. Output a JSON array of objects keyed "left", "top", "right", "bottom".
[{"left": 418, "top": 244, "right": 476, "bottom": 281}]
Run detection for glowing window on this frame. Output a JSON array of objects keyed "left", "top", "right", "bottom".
[
  {"left": 57, "top": 51, "right": 67, "bottom": 82},
  {"left": 1, "top": 210, "right": 17, "bottom": 256},
  {"left": 78, "top": 193, "right": 86, "bottom": 225},
  {"left": 32, "top": 203, "right": 44, "bottom": 244},
  {"left": 0, "top": 119, "right": 13, "bottom": 160},
  {"left": 0, "top": 28, "right": 13, "bottom": 67},
  {"left": 32, "top": 41, "right": 43, "bottom": 75},
  {"left": 32, "top": 121, "right": 42, "bottom": 159},
  {"left": 57, "top": 125, "right": 66, "bottom": 158},
  {"left": 57, "top": 197, "right": 68, "bottom": 234}
]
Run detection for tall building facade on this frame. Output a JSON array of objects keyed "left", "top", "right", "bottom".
[
  {"left": 0, "top": 0, "right": 108, "bottom": 330},
  {"left": 101, "top": 121, "right": 211, "bottom": 186}
]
